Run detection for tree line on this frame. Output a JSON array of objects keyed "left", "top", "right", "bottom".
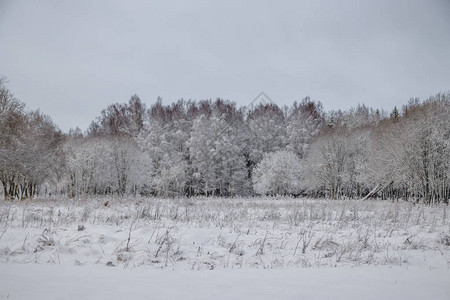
[{"left": 1, "top": 79, "right": 449, "bottom": 203}]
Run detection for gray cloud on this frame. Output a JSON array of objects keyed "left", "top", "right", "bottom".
[{"left": 1, "top": 0, "right": 449, "bottom": 132}]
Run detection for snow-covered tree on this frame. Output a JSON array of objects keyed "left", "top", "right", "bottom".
[
  {"left": 246, "top": 103, "right": 286, "bottom": 166},
  {"left": 186, "top": 101, "right": 250, "bottom": 196},
  {"left": 0, "top": 80, "right": 63, "bottom": 199},
  {"left": 136, "top": 116, "right": 189, "bottom": 197},
  {"left": 285, "top": 98, "right": 324, "bottom": 158},
  {"left": 2, "top": 78, "right": 447, "bottom": 203},
  {"left": 304, "top": 133, "right": 347, "bottom": 199},
  {"left": 362, "top": 94, "right": 450, "bottom": 202},
  {"left": 252, "top": 150, "right": 302, "bottom": 196},
  {"left": 88, "top": 95, "right": 146, "bottom": 137},
  {"left": 62, "top": 136, "right": 151, "bottom": 197},
  {"left": 0, "top": 81, "right": 26, "bottom": 198}
]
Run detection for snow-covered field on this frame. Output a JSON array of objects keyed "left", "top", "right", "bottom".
[{"left": 0, "top": 197, "right": 449, "bottom": 299}]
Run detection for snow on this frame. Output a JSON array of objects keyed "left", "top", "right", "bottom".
[
  {"left": 0, "top": 264, "right": 449, "bottom": 300},
  {"left": 0, "top": 197, "right": 449, "bottom": 299}
]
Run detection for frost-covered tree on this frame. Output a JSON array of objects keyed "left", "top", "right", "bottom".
[
  {"left": 341, "top": 129, "right": 372, "bottom": 198},
  {"left": 252, "top": 150, "right": 302, "bottom": 196},
  {"left": 20, "top": 111, "right": 64, "bottom": 197},
  {"left": 188, "top": 104, "right": 249, "bottom": 197},
  {"left": 0, "top": 80, "right": 63, "bottom": 199},
  {"left": 245, "top": 103, "right": 287, "bottom": 183},
  {"left": 2, "top": 79, "right": 447, "bottom": 202},
  {"left": 367, "top": 94, "right": 450, "bottom": 202},
  {"left": 62, "top": 136, "right": 151, "bottom": 197},
  {"left": 304, "top": 133, "right": 347, "bottom": 199},
  {"left": 111, "top": 137, "right": 152, "bottom": 196},
  {"left": 88, "top": 95, "right": 146, "bottom": 137},
  {"left": 189, "top": 115, "right": 224, "bottom": 195},
  {"left": 0, "top": 81, "right": 26, "bottom": 198},
  {"left": 285, "top": 97, "right": 324, "bottom": 158},
  {"left": 63, "top": 137, "right": 110, "bottom": 196},
  {"left": 136, "top": 117, "right": 188, "bottom": 197}
]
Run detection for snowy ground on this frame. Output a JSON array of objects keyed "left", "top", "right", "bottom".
[
  {"left": 0, "top": 197, "right": 449, "bottom": 299},
  {"left": 1, "top": 263, "right": 449, "bottom": 300}
]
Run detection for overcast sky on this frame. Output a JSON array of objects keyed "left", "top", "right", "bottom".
[{"left": 1, "top": 0, "right": 449, "bottom": 132}]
